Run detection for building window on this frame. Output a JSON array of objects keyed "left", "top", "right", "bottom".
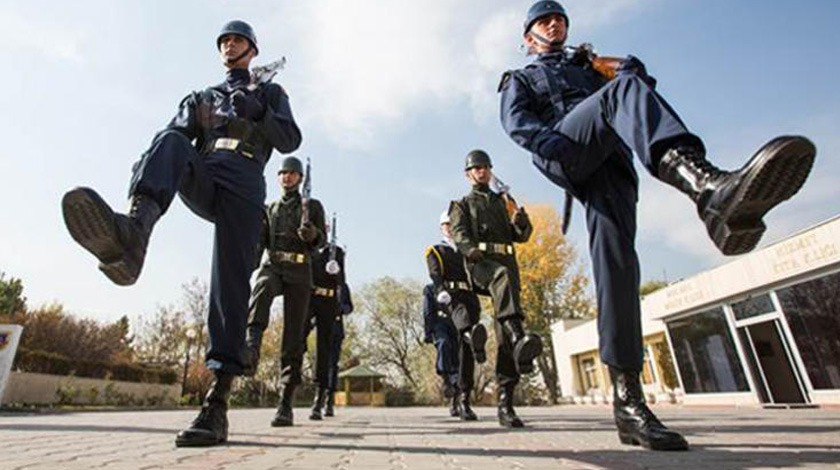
[
  {"left": 731, "top": 293, "right": 775, "bottom": 321},
  {"left": 667, "top": 307, "right": 750, "bottom": 393},
  {"left": 580, "top": 357, "right": 600, "bottom": 393},
  {"left": 776, "top": 271, "right": 840, "bottom": 390}
]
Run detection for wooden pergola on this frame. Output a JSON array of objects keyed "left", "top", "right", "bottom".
[{"left": 334, "top": 365, "right": 386, "bottom": 407}]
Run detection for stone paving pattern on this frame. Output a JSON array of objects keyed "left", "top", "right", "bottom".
[{"left": 1, "top": 405, "right": 839, "bottom": 469}]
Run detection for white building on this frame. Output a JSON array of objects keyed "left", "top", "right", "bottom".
[{"left": 551, "top": 215, "right": 840, "bottom": 407}]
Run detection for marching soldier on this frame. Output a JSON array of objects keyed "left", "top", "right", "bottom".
[
  {"left": 499, "top": 1, "right": 815, "bottom": 450},
  {"left": 448, "top": 150, "right": 542, "bottom": 428},
  {"left": 60, "top": 20, "right": 301, "bottom": 447},
  {"left": 424, "top": 212, "right": 488, "bottom": 420},
  {"left": 304, "top": 228, "right": 346, "bottom": 420},
  {"left": 323, "top": 281, "right": 354, "bottom": 417},
  {"left": 422, "top": 283, "right": 461, "bottom": 417},
  {"left": 244, "top": 156, "right": 325, "bottom": 427}
]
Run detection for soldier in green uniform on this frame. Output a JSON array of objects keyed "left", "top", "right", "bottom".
[
  {"left": 449, "top": 149, "right": 542, "bottom": 428},
  {"left": 244, "top": 156, "right": 325, "bottom": 427}
]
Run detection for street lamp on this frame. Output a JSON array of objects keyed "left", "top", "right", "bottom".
[{"left": 181, "top": 329, "right": 197, "bottom": 399}]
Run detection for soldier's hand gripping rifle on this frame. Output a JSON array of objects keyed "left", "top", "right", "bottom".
[
  {"left": 490, "top": 175, "right": 520, "bottom": 220},
  {"left": 325, "top": 212, "right": 341, "bottom": 275}
]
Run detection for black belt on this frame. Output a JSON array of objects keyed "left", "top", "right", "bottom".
[
  {"left": 205, "top": 138, "right": 256, "bottom": 160},
  {"left": 314, "top": 287, "right": 336, "bottom": 297},
  {"left": 269, "top": 250, "right": 307, "bottom": 264}
]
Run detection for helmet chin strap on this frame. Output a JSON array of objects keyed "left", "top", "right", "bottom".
[
  {"left": 225, "top": 45, "right": 252, "bottom": 67},
  {"left": 530, "top": 31, "right": 565, "bottom": 51}
]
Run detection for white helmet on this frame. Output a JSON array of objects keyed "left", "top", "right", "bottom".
[{"left": 439, "top": 210, "right": 451, "bottom": 226}]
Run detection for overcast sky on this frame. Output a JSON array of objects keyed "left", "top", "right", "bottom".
[{"left": 1, "top": 0, "right": 838, "bottom": 325}]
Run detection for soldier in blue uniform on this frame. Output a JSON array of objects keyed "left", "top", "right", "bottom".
[
  {"left": 304, "top": 237, "right": 347, "bottom": 420},
  {"left": 499, "top": 1, "right": 816, "bottom": 450},
  {"left": 323, "top": 281, "right": 354, "bottom": 417},
  {"left": 60, "top": 20, "right": 301, "bottom": 447},
  {"left": 422, "top": 283, "right": 461, "bottom": 417},
  {"left": 424, "top": 211, "right": 488, "bottom": 420},
  {"left": 245, "top": 156, "right": 325, "bottom": 427}
]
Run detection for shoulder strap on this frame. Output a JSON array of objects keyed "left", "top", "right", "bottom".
[
  {"left": 526, "top": 62, "right": 568, "bottom": 116},
  {"left": 424, "top": 245, "right": 445, "bottom": 278}
]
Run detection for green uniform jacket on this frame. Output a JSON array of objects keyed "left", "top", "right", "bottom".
[{"left": 449, "top": 184, "right": 532, "bottom": 254}]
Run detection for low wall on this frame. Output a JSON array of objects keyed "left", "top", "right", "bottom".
[{"left": 1, "top": 371, "right": 180, "bottom": 406}]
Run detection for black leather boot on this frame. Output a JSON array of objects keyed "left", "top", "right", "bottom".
[
  {"left": 503, "top": 318, "right": 543, "bottom": 374},
  {"left": 175, "top": 371, "right": 234, "bottom": 447},
  {"left": 497, "top": 385, "right": 523, "bottom": 428},
  {"left": 62, "top": 188, "right": 162, "bottom": 286},
  {"left": 271, "top": 384, "right": 296, "bottom": 427},
  {"left": 449, "top": 391, "right": 461, "bottom": 417},
  {"left": 310, "top": 387, "right": 327, "bottom": 421},
  {"left": 463, "top": 324, "right": 488, "bottom": 364},
  {"left": 658, "top": 136, "right": 815, "bottom": 255},
  {"left": 324, "top": 390, "right": 335, "bottom": 417},
  {"left": 460, "top": 390, "right": 477, "bottom": 421},
  {"left": 242, "top": 328, "right": 262, "bottom": 377},
  {"left": 610, "top": 367, "right": 688, "bottom": 451}
]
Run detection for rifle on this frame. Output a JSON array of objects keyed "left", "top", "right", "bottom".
[
  {"left": 248, "top": 57, "right": 287, "bottom": 91},
  {"left": 490, "top": 174, "right": 519, "bottom": 220},
  {"left": 300, "top": 157, "right": 312, "bottom": 227},
  {"left": 326, "top": 212, "right": 341, "bottom": 275},
  {"left": 565, "top": 43, "right": 623, "bottom": 81}
]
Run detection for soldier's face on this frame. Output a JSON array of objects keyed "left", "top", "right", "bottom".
[
  {"left": 441, "top": 222, "right": 452, "bottom": 238},
  {"left": 466, "top": 165, "right": 492, "bottom": 185},
  {"left": 526, "top": 14, "right": 568, "bottom": 52},
  {"left": 219, "top": 34, "right": 255, "bottom": 68},
  {"left": 278, "top": 171, "right": 301, "bottom": 189}
]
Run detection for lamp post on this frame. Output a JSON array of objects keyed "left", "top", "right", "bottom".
[{"left": 181, "top": 328, "right": 197, "bottom": 398}]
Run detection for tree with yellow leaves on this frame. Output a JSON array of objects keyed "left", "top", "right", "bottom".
[{"left": 516, "top": 203, "right": 595, "bottom": 403}]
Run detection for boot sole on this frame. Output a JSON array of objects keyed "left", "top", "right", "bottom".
[
  {"left": 514, "top": 334, "right": 543, "bottom": 374},
  {"left": 471, "top": 324, "right": 488, "bottom": 364},
  {"left": 706, "top": 136, "right": 816, "bottom": 255},
  {"left": 61, "top": 187, "right": 140, "bottom": 286},
  {"left": 618, "top": 431, "right": 689, "bottom": 451},
  {"left": 175, "top": 435, "right": 227, "bottom": 447}
]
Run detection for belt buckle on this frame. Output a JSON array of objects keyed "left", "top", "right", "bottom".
[
  {"left": 215, "top": 138, "right": 239, "bottom": 151},
  {"left": 295, "top": 254, "right": 305, "bottom": 263},
  {"left": 478, "top": 242, "right": 487, "bottom": 252},
  {"left": 505, "top": 245, "right": 513, "bottom": 255}
]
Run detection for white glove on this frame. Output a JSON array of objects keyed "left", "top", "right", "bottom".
[
  {"left": 325, "top": 260, "right": 341, "bottom": 275},
  {"left": 436, "top": 290, "right": 451, "bottom": 305}
]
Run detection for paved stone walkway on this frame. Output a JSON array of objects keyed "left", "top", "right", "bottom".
[{"left": 1, "top": 405, "right": 839, "bottom": 469}]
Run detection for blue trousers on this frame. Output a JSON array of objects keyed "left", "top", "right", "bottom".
[
  {"left": 556, "top": 74, "right": 700, "bottom": 372},
  {"left": 326, "top": 319, "right": 344, "bottom": 391},
  {"left": 129, "top": 131, "right": 263, "bottom": 375}
]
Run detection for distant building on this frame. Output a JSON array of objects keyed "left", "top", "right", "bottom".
[{"left": 552, "top": 215, "right": 840, "bottom": 407}]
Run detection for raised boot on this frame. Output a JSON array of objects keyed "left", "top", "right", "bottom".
[
  {"left": 175, "top": 371, "right": 234, "bottom": 447},
  {"left": 459, "top": 391, "right": 478, "bottom": 421},
  {"left": 658, "top": 136, "right": 815, "bottom": 255},
  {"left": 324, "top": 390, "right": 335, "bottom": 417},
  {"left": 449, "top": 390, "right": 461, "bottom": 417},
  {"left": 503, "top": 318, "right": 543, "bottom": 374},
  {"left": 271, "top": 384, "right": 296, "bottom": 427},
  {"left": 610, "top": 367, "right": 688, "bottom": 451},
  {"left": 497, "top": 385, "right": 523, "bottom": 428},
  {"left": 463, "top": 324, "right": 488, "bottom": 364},
  {"left": 62, "top": 188, "right": 162, "bottom": 286},
  {"left": 242, "top": 328, "right": 262, "bottom": 377},
  {"left": 310, "top": 387, "right": 326, "bottom": 421}
]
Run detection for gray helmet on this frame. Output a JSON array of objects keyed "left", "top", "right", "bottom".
[
  {"left": 524, "top": 1, "right": 569, "bottom": 34},
  {"left": 278, "top": 156, "right": 303, "bottom": 175},
  {"left": 217, "top": 20, "right": 259, "bottom": 55},
  {"left": 464, "top": 149, "right": 492, "bottom": 171}
]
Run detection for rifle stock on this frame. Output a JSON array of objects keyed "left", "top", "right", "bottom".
[{"left": 300, "top": 158, "right": 311, "bottom": 227}]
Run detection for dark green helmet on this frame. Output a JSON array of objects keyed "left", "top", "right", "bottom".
[
  {"left": 465, "top": 149, "right": 493, "bottom": 171},
  {"left": 217, "top": 20, "right": 259, "bottom": 55},
  {"left": 524, "top": 1, "right": 569, "bottom": 34},
  {"left": 278, "top": 156, "right": 303, "bottom": 175}
]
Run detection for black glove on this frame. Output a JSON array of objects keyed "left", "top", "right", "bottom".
[
  {"left": 297, "top": 222, "right": 318, "bottom": 243},
  {"left": 465, "top": 247, "right": 484, "bottom": 263},
  {"left": 231, "top": 89, "right": 266, "bottom": 120},
  {"left": 617, "top": 55, "right": 657, "bottom": 88},
  {"left": 513, "top": 207, "right": 529, "bottom": 228}
]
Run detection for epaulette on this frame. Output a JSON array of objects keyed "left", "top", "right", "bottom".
[
  {"left": 424, "top": 245, "right": 445, "bottom": 277},
  {"left": 497, "top": 71, "right": 513, "bottom": 93}
]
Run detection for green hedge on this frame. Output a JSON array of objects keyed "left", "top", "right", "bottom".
[{"left": 13, "top": 348, "right": 178, "bottom": 385}]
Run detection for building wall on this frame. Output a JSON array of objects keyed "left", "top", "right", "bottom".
[{"left": 2, "top": 371, "right": 180, "bottom": 406}]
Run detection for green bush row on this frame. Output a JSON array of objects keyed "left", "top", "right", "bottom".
[{"left": 13, "top": 348, "right": 178, "bottom": 385}]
